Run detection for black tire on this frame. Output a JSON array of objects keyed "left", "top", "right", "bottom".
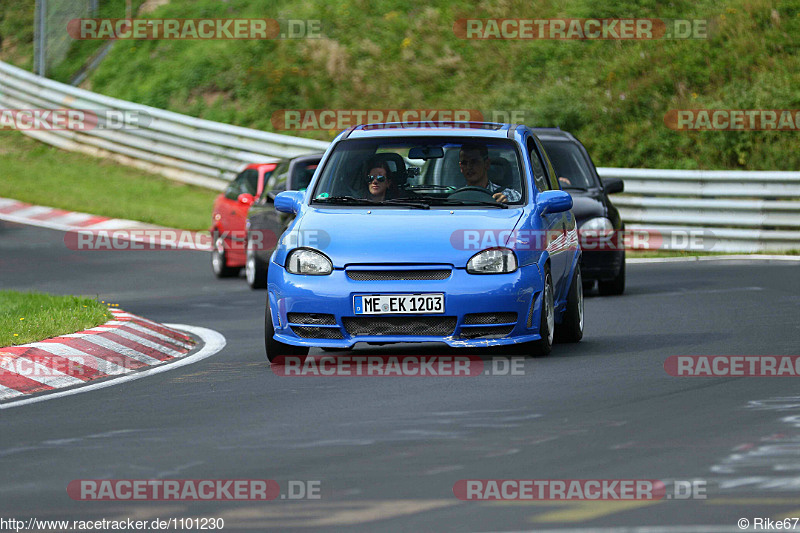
[
  {"left": 598, "top": 254, "right": 625, "bottom": 296},
  {"left": 265, "top": 304, "right": 309, "bottom": 362},
  {"left": 245, "top": 234, "right": 268, "bottom": 289},
  {"left": 211, "top": 231, "right": 241, "bottom": 278},
  {"left": 556, "top": 264, "right": 584, "bottom": 343},
  {"left": 522, "top": 265, "right": 554, "bottom": 357}
]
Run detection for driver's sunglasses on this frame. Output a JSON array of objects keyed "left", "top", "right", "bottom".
[{"left": 366, "top": 175, "right": 388, "bottom": 183}]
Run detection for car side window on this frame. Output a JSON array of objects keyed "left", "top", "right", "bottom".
[
  {"left": 291, "top": 163, "right": 318, "bottom": 191},
  {"left": 528, "top": 139, "right": 550, "bottom": 192},
  {"left": 224, "top": 171, "right": 247, "bottom": 200},
  {"left": 541, "top": 148, "right": 561, "bottom": 191},
  {"left": 241, "top": 169, "right": 258, "bottom": 196},
  {"left": 265, "top": 162, "right": 289, "bottom": 193}
]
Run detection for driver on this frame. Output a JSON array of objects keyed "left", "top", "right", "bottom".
[{"left": 458, "top": 144, "right": 521, "bottom": 203}]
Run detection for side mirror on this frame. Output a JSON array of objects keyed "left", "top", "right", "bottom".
[
  {"left": 237, "top": 193, "right": 255, "bottom": 206},
  {"left": 274, "top": 190, "right": 304, "bottom": 215},
  {"left": 602, "top": 177, "right": 624, "bottom": 194},
  {"left": 537, "top": 190, "right": 573, "bottom": 215}
]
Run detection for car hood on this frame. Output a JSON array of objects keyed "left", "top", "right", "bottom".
[
  {"left": 568, "top": 191, "right": 606, "bottom": 224},
  {"left": 288, "top": 207, "right": 525, "bottom": 268}
]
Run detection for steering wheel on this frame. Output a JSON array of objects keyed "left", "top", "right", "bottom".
[{"left": 448, "top": 186, "right": 498, "bottom": 202}]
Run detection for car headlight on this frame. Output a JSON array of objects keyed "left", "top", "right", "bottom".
[
  {"left": 580, "top": 217, "right": 614, "bottom": 232},
  {"left": 466, "top": 248, "right": 518, "bottom": 274},
  {"left": 286, "top": 248, "right": 332, "bottom": 275}
]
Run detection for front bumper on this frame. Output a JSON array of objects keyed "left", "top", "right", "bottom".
[
  {"left": 581, "top": 249, "right": 624, "bottom": 281},
  {"left": 267, "top": 263, "right": 546, "bottom": 349}
]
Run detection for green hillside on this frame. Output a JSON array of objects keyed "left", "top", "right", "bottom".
[{"left": 3, "top": 0, "right": 799, "bottom": 170}]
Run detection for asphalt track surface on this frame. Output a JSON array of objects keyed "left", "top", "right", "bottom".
[{"left": 1, "top": 219, "right": 799, "bottom": 532}]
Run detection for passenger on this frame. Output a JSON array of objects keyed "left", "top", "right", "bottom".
[
  {"left": 459, "top": 144, "right": 521, "bottom": 203},
  {"left": 364, "top": 160, "right": 392, "bottom": 201}
]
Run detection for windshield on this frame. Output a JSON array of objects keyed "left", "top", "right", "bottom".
[
  {"left": 540, "top": 140, "right": 598, "bottom": 190},
  {"left": 311, "top": 137, "right": 525, "bottom": 207}
]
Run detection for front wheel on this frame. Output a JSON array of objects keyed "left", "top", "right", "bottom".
[
  {"left": 556, "top": 264, "right": 584, "bottom": 343},
  {"left": 265, "top": 305, "right": 309, "bottom": 362}
]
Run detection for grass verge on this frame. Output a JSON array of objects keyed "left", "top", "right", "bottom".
[
  {"left": 0, "top": 130, "right": 218, "bottom": 230},
  {"left": 0, "top": 290, "right": 110, "bottom": 347}
]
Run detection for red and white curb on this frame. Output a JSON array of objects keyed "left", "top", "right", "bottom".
[
  {"left": 0, "top": 309, "right": 222, "bottom": 405},
  {"left": 0, "top": 197, "right": 210, "bottom": 251}
]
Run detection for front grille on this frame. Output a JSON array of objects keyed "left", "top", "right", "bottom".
[
  {"left": 459, "top": 325, "right": 515, "bottom": 339},
  {"left": 463, "top": 312, "right": 517, "bottom": 325},
  {"left": 347, "top": 269, "right": 450, "bottom": 281},
  {"left": 343, "top": 316, "right": 456, "bottom": 336},
  {"left": 291, "top": 326, "right": 344, "bottom": 339},
  {"left": 287, "top": 313, "right": 337, "bottom": 325}
]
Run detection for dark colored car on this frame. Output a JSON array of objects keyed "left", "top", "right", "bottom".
[
  {"left": 533, "top": 128, "right": 626, "bottom": 295},
  {"left": 244, "top": 153, "right": 323, "bottom": 289},
  {"left": 211, "top": 162, "right": 279, "bottom": 278}
]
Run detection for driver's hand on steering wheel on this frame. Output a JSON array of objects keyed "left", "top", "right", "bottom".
[{"left": 492, "top": 192, "right": 508, "bottom": 203}]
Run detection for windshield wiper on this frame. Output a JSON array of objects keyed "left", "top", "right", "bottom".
[
  {"left": 314, "top": 196, "right": 428, "bottom": 209},
  {"left": 402, "top": 196, "right": 509, "bottom": 209},
  {"left": 372, "top": 198, "right": 430, "bottom": 209},
  {"left": 314, "top": 195, "right": 381, "bottom": 204},
  {"left": 399, "top": 184, "right": 455, "bottom": 191}
]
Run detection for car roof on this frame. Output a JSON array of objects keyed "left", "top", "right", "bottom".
[
  {"left": 244, "top": 162, "right": 279, "bottom": 171},
  {"left": 344, "top": 122, "right": 517, "bottom": 140},
  {"left": 531, "top": 127, "right": 579, "bottom": 143},
  {"left": 291, "top": 153, "right": 325, "bottom": 163}
]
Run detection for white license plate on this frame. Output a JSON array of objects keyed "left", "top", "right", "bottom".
[{"left": 354, "top": 294, "right": 444, "bottom": 315}]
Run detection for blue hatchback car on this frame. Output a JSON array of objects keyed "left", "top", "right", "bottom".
[{"left": 265, "top": 122, "right": 583, "bottom": 361}]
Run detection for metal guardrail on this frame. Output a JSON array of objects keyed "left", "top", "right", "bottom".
[
  {"left": 0, "top": 60, "right": 329, "bottom": 190},
  {"left": 1, "top": 60, "right": 798, "bottom": 251},
  {"left": 597, "top": 168, "right": 800, "bottom": 252}
]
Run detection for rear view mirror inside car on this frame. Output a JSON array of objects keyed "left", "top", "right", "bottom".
[{"left": 408, "top": 146, "right": 444, "bottom": 160}]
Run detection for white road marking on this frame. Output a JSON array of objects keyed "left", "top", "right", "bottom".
[
  {"left": 123, "top": 322, "right": 195, "bottom": 348},
  {"left": 78, "top": 335, "right": 165, "bottom": 365},
  {"left": 0, "top": 384, "right": 23, "bottom": 400},
  {"left": 27, "top": 343, "right": 130, "bottom": 375},
  {"left": 0, "top": 325, "right": 226, "bottom": 409},
  {"left": 108, "top": 328, "right": 187, "bottom": 356}
]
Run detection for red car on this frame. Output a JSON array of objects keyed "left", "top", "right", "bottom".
[
  {"left": 211, "top": 155, "right": 323, "bottom": 279},
  {"left": 211, "top": 163, "right": 279, "bottom": 278}
]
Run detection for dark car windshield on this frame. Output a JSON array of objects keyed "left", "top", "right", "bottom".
[
  {"left": 311, "top": 137, "right": 525, "bottom": 207},
  {"left": 540, "top": 140, "right": 598, "bottom": 190}
]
